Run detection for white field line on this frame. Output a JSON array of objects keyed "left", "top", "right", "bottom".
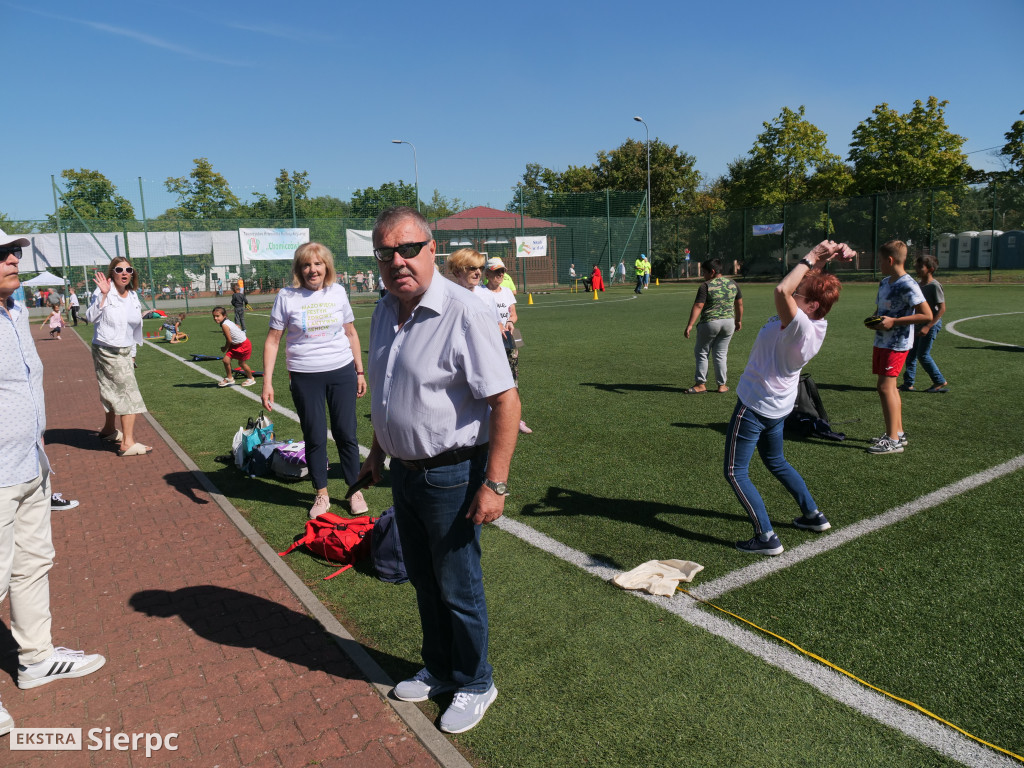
[
  {"left": 945, "top": 312, "right": 1024, "bottom": 349},
  {"left": 494, "top": 452, "right": 1024, "bottom": 768},
  {"left": 691, "top": 454, "right": 1024, "bottom": 601},
  {"left": 143, "top": 339, "right": 370, "bottom": 459}
]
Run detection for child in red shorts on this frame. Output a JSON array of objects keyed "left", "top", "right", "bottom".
[
  {"left": 867, "top": 240, "right": 932, "bottom": 454},
  {"left": 213, "top": 307, "right": 256, "bottom": 388}
]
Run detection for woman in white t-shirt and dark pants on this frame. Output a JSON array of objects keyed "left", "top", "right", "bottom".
[
  {"left": 262, "top": 243, "right": 368, "bottom": 518},
  {"left": 481, "top": 257, "right": 531, "bottom": 434},
  {"left": 725, "top": 241, "right": 854, "bottom": 557}
]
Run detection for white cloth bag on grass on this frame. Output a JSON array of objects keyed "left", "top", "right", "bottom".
[{"left": 612, "top": 559, "right": 704, "bottom": 597}]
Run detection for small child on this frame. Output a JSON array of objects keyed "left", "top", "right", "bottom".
[
  {"left": 867, "top": 240, "right": 933, "bottom": 455},
  {"left": 41, "top": 306, "right": 65, "bottom": 339},
  {"left": 900, "top": 254, "right": 948, "bottom": 394},
  {"left": 162, "top": 313, "right": 187, "bottom": 343},
  {"left": 212, "top": 307, "right": 256, "bottom": 388}
]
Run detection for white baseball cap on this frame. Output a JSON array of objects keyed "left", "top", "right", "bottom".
[{"left": 0, "top": 229, "right": 30, "bottom": 249}]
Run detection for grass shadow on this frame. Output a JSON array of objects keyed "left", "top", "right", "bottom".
[
  {"left": 580, "top": 382, "right": 690, "bottom": 395},
  {"left": 814, "top": 383, "right": 877, "bottom": 393},
  {"left": 519, "top": 486, "right": 739, "bottom": 556},
  {"left": 673, "top": 421, "right": 731, "bottom": 435}
]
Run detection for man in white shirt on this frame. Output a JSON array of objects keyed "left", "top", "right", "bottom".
[
  {"left": 359, "top": 207, "right": 519, "bottom": 735},
  {"left": 0, "top": 231, "right": 106, "bottom": 737}
]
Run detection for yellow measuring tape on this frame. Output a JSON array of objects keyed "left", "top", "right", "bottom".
[{"left": 677, "top": 587, "right": 1024, "bottom": 763}]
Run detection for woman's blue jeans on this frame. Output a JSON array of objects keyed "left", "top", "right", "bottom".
[
  {"left": 724, "top": 401, "right": 817, "bottom": 536},
  {"left": 391, "top": 454, "right": 493, "bottom": 692},
  {"left": 903, "top": 320, "right": 944, "bottom": 387}
]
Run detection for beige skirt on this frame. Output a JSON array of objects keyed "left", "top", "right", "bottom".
[{"left": 91, "top": 344, "right": 147, "bottom": 415}]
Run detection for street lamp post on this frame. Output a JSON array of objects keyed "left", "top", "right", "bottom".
[
  {"left": 633, "top": 116, "right": 652, "bottom": 273},
  {"left": 391, "top": 139, "right": 419, "bottom": 212}
]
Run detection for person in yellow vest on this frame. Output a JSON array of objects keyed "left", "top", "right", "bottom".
[
  {"left": 643, "top": 255, "right": 652, "bottom": 289},
  {"left": 634, "top": 255, "right": 645, "bottom": 295}
]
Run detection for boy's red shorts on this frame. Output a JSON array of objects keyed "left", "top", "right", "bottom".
[
  {"left": 873, "top": 346, "right": 908, "bottom": 377},
  {"left": 225, "top": 338, "right": 252, "bottom": 362}
]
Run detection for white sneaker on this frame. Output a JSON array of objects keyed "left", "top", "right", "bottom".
[
  {"left": 308, "top": 494, "right": 331, "bottom": 520},
  {"left": 440, "top": 685, "right": 498, "bottom": 733},
  {"left": 0, "top": 700, "right": 13, "bottom": 736},
  {"left": 18, "top": 647, "right": 106, "bottom": 690}
]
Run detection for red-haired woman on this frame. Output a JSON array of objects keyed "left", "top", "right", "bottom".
[{"left": 724, "top": 241, "right": 853, "bottom": 556}]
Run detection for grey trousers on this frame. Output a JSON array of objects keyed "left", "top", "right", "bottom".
[{"left": 694, "top": 318, "right": 736, "bottom": 387}]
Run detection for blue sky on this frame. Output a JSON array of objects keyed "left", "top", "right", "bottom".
[{"left": 4, "top": 0, "right": 1022, "bottom": 222}]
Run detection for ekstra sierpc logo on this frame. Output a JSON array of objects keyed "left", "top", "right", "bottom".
[{"left": 10, "top": 728, "right": 178, "bottom": 757}]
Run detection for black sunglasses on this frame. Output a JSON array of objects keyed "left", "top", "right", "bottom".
[
  {"left": 0, "top": 246, "right": 22, "bottom": 260},
  {"left": 373, "top": 240, "right": 430, "bottom": 263},
  {"left": 113, "top": 266, "right": 134, "bottom": 274}
]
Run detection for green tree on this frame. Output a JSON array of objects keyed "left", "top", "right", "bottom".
[
  {"left": 47, "top": 169, "right": 135, "bottom": 229},
  {"left": 0, "top": 212, "right": 37, "bottom": 233},
  {"left": 723, "top": 106, "right": 846, "bottom": 208},
  {"left": 423, "top": 189, "right": 467, "bottom": 219},
  {"left": 348, "top": 181, "right": 417, "bottom": 219},
  {"left": 848, "top": 97, "right": 973, "bottom": 194},
  {"left": 164, "top": 158, "right": 240, "bottom": 219},
  {"left": 999, "top": 109, "right": 1024, "bottom": 179}
]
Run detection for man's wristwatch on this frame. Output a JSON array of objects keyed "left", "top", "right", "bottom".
[{"left": 483, "top": 478, "right": 508, "bottom": 495}]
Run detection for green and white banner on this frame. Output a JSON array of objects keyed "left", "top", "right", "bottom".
[{"left": 239, "top": 228, "right": 309, "bottom": 261}]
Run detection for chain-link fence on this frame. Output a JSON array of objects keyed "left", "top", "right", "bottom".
[{"left": 11, "top": 183, "right": 1024, "bottom": 307}]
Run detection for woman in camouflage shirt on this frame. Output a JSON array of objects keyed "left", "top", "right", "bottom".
[{"left": 684, "top": 258, "right": 743, "bottom": 394}]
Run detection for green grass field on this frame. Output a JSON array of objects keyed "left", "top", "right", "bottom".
[{"left": 79, "top": 279, "right": 1024, "bottom": 767}]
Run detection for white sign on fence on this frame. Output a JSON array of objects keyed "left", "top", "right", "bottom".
[
  {"left": 238, "top": 228, "right": 309, "bottom": 260},
  {"left": 515, "top": 236, "right": 547, "bottom": 258}
]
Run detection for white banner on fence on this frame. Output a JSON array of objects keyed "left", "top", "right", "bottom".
[
  {"left": 238, "top": 228, "right": 309, "bottom": 260},
  {"left": 515, "top": 236, "right": 547, "bottom": 258},
  {"left": 345, "top": 229, "right": 375, "bottom": 259},
  {"left": 752, "top": 223, "right": 784, "bottom": 236}
]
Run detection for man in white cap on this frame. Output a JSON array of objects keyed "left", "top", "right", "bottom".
[{"left": 0, "top": 230, "right": 106, "bottom": 737}]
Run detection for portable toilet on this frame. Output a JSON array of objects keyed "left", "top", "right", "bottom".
[
  {"left": 976, "top": 230, "right": 1003, "bottom": 268},
  {"left": 998, "top": 230, "right": 1024, "bottom": 268},
  {"left": 935, "top": 233, "right": 956, "bottom": 269},
  {"left": 955, "top": 231, "right": 978, "bottom": 268}
]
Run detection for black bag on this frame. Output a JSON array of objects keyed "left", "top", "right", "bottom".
[
  {"left": 785, "top": 373, "right": 845, "bottom": 441},
  {"left": 371, "top": 506, "right": 408, "bottom": 584}
]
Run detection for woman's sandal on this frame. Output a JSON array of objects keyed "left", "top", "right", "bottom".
[
  {"left": 118, "top": 443, "right": 153, "bottom": 457},
  {"left": 100, "top": 429, "right": 123, "bottom": 443}
]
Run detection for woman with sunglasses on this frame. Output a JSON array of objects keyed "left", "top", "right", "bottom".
[
  {"left": 262, "top": 242, "right": 368, "bottom": 519},
  {"left": 446, "top": 247, "right": 490, "bottom": 298},
  {"left": 86, "top": 257, "right": 151, "bottom": 456},
  {"left": 482, "top": 258, "right": 532, "bottom": 434}
]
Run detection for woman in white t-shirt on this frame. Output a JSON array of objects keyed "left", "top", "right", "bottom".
[
  {"left": 725, "top": 241, "right": 854, "bottom": 557},
  {"left": 482, "top": 257, "right": 531, "bottom": 434},
  {"left": 262, "top": 243, "right": 368, "bottom": 518}
]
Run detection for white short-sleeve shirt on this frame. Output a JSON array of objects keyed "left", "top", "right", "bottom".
[
  {"left": 269, "top": 283, "right": 355, "bottom": 373},
  {"left": 368, "top": 276, "right": 515, "bottom": 461},
  {"left": 736, "top": 309, "right": 827, "bottom": 419}
]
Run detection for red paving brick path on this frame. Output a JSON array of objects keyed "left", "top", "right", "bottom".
[{"left": 2, "top": 328, "right": 441, "bottom": 767}]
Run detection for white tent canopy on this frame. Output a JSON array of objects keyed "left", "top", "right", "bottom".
[{"left": 21, "top": 271, "right": 66, "bottom": 286}]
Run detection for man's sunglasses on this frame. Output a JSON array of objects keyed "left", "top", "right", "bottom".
[
  {"left": 0, "top": 246, "right": 23, "bottom": 260},
  {"left": 373, "top": 240, "right": 430, "bottom": 263},
  {"left": 113, "top": 266, "right": 134, "bottom": 274}
]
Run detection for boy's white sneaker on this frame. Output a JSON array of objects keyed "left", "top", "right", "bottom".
[{"left": 17, "top": 647, "right": 106, "bottom": 690}]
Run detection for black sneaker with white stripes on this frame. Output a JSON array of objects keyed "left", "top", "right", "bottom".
[
  {"left": 17, "top": 647, "right": 106, "bottom": 689},
  {"left": 50, "top": 493, "right": 79, "bottom": 511}
]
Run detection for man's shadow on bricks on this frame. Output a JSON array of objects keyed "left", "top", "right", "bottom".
[
  {"left": 44, "top": 427, "right": 117, "bottom": 453},
  {"left": 128, "top": 585, "right": 405, "bottom": 683}
]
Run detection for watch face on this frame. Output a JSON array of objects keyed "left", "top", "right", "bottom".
[{"left": 486, "top": 479, "right": 507, "bottom": 495}]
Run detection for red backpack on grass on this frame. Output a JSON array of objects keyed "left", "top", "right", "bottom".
[{"left": 278, "top": 512, "right": 375, "bottom": 579}]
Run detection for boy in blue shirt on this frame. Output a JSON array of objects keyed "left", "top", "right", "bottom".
[{"left": 867, "top": 240, "right": 932, "bottom": 455}]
